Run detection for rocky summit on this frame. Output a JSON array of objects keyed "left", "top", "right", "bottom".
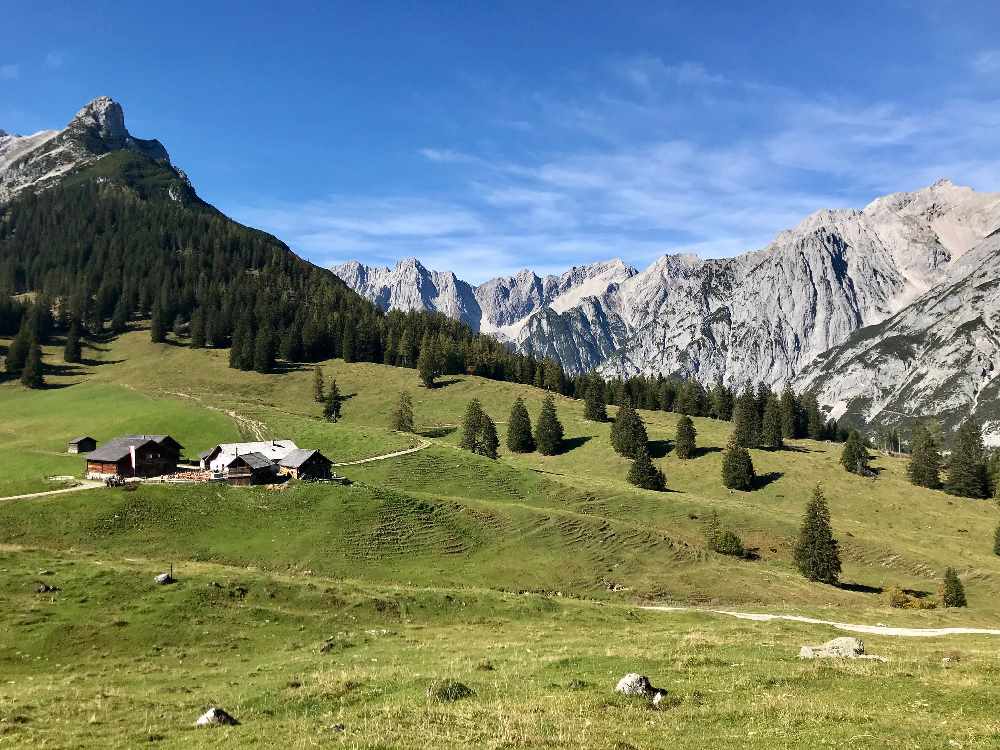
[{"left": 334, "top": 180, "right": 1000, "bottom": 434}]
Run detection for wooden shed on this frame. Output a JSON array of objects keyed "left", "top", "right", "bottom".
[
  {"left": 277, "top": 449, "right": 333, "bottom": 480},
  {"left": 223, "top": 452, "right": 278, "bottom": 486},
  {"left": 67, "top": 436, "right": 97, "bottom": 454}
]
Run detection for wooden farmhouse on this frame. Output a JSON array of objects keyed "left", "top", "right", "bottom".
[
  {"left": 84, "top": 435, "right": 183, "bottom": 478},
  {"left": 67, "top": 436, "right": 97, "bottom": 454},
  {"left": 277, "top": 448, "right": 333, "bottom": 480},
  {"left": 221, "top": 452, "right": 279, "bottom": 486}
]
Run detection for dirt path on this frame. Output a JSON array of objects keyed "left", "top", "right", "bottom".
[
  {"left": 642, "top": 605, "right": 1000, "bottom": 638},
  {"left": 334, "top": 440, "right": 431, "bottom": 466},
  {"left": 0, "top": 481, "right": 105, "bottom": 503}
]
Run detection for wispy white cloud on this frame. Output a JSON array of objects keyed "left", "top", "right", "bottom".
[
  {"left": 234, "top": 53, "right": 1000, "bottom": 283},
  {"left": 972, "top": 49, "right": 1000, "bottom": 74},
  {"left": 0, "top": 64, "right": 19, "bottom": 80}
]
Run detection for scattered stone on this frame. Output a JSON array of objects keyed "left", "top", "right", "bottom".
[
  {"left": 194, "top": 707, "right": 239, "bottom": 726},
  {"left": 426, "top": 679, "right": 474, "bottom": 703},
  {"left": 154, "top": 573, "right": 175, "bottom": 586},
  {"left": 799, "top": 637, "right": 886, "bottom": 661},
  {"left": 35, "top": 582, "right": 60, "bottom": 593},
  {"left": 614, "top": 673, "right": 668, "bottom": 704}
]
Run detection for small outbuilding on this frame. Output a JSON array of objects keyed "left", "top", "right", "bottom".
[
  {"left": 67, "top": 436, "right": 97, "bottom": 454},
  {"left": 277, "top": 449, "right": 333, "bottom": 480},
  {"left": 222, "top": 452, "right": 279, "bottom": 486}
]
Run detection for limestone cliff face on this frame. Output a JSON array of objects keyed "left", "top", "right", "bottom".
[{"left": 0, "top": 96, "right": 175, "bottom": 204}]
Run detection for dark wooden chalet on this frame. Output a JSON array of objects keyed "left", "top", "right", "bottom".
[
  {"left": 277, "top": 449, "right": 333, "bottom": 480},
  {"left": 67, "top": 436, "right": 97, "bottom": 454},
  {"left": 84, "top": 435, "right": 183, "bottom": 478},
  {"left": 222, "top": 452, "right": 278, "bottom": 486}
]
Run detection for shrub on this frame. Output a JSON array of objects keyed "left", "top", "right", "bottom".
[
  {"left": 626, "top": 447, "right": 666, "bottom": 491},
  {"left": 426, "top": 680, "right": 474, "bottom": 703},
  {"left": 715, "top": 530, "right": 745, "bottom": 558},
  {"left": 885, "top": 585, "right": 938, "bottom": 610},
  {"left": 721, "top": 434, "right": 755, "bottom": 490}
]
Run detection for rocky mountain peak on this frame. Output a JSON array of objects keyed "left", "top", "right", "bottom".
[{"left": 70, "top": 96, "right": 128, "bottom": 141}]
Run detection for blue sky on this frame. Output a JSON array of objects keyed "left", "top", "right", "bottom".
[{"left": 3, "top": 1, "right": 1000, "bottom": 282}]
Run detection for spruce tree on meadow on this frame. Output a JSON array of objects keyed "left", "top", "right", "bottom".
[
  {"left": 760, "top": 394, "right": 784, "bottom": 450},
  {"left": 627, "top": 446, "right": 666, "bottom": 491},
  {"left": 5, "top": 318, "right": 31, "bottom": 375},
  {"left": 459, "top": 398, "right": 499, "bottom": 458},
  {"left": 63, "top": 324, "right": 81, "bottom": 364},
  {"left": 324, "top": 379, "right": 342, "bottom": 422},
  {"left": 417, "top": 333, "right": 442, "bottom": 388},
  {"left": 20, "top": 341, "right": 44, "bottom": 389},
  {"left": 313, "top": 367, "right": 325, "bottom": 402},
  {"left": 189, "top": 308, "right": 206, "bottom": 348},
  {"left": 150, "top": 301, "right": 166, "bottom": 343},
  {"left": 253, "top": 327, "right": 275, "bottom": 373},
  {"left": 110, "top": 296, "right": 129, "bottom": 334},
  {"left": 907, "top": 421, "right": 942, "bottom": 489},
  {"left": 721, "top": 433, "right": 756, "bottom": 491},
  {"left": 840, "top": 430, "right": 872, "bottom": 476},
  {"left": 709, "top": 381, "right": 734, "bottom": 421},
  {"left": 610, "top": 400, "right": 648, "bottom": 459},
  {"left": 389, "top": 392, "right": 415, "bottom": 433},
  {"left": 341, "top": 325, "right": 355, "bottom": 363},
  {"left": 506, "top": 397, "right": 535, "bottom": 453},
  {"left": 675, "top": 415, "right": 697, "bottom": 459},
  {"left": 779, "top": 384, "right": 798, "bottom": 438},
  {"left": 944, "top": 418, "right": 989, "bottom": 499},
  {"left": 941, "top": 567, "right": 967, "bottom": 608},
  {"left": 793, "top": 484, "right": 841, "bottom": 584},
  {"left": 534, "top": 394, "right": 564, "bottom": 456},
  {"left": 583, "top": 376, "right": 608, "bottom": 422},
  {"left": 731, "top": 385, "right": 759, "bottom": 448},
  {"left": 993, "top": 524, "right": 1000, "bottom": 557},
  {"left": 479, "top": 415, "right": 500, "bottom": 460},
  {"left": 804, "top": 394, "right": 825, "bottom": 440}
]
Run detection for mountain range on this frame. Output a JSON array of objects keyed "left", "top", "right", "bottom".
[
  {"left": 335, "top": 181, "right": 1000, "bottom": 437},
  {"left": 4, "top": 97, "right": 1000, "bottom": 439}
]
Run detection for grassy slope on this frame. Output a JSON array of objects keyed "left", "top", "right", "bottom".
[{"left": 2, "top": 328, "right": 1000, "bottom": 747}]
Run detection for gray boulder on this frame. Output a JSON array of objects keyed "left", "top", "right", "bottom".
[
  {"left": 615, "top": 673, "right": 667, "bottom": 704},
  {"left": 799, "top": 637, "right": 871, "bottom": 659},
  {"left": 154, "top": 572, "right": 175, "bottom": 585}
]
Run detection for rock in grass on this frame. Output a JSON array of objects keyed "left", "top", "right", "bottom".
[
  {"left": 615, "top": 673, "right": 667, "bottom": 704},
  {"left": 154, "top": 573, "right": 175, "bottom": 585},
  {"left": 798, "top": 637, "right": 865, "bottom": 659},
  {"left": 426, "top": 679, "right": 474, "bottom": 703},
  {"left": 195, "top": 707, "right": 239, "bottom": 726}
]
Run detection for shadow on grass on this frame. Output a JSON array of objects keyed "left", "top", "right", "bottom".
[
  {"left": 648, "top": 439, "right": 671, "bottom": 458},
  {"left": 691, "top": 446, "right": 722, "bottom": 458},
  {"left": 420, "top": 426, "right": 457, "bottom": 438},
  {"left": 753, "top": 471, "right": 783, "bottom": 490},
  {"left": 836, "top": 581, "right": 884, "bottom": 595},
  {"left": 272, "top": 361, "right": 308, "bottom": 374},
  {"left": 781, "top": 444, "right": 820, "bottom": 453},
  {"left": 558, "top": 435, "right": 593, "bottom": 454}
]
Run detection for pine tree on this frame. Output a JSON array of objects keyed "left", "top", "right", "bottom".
[
  {"left": 189, "top": 307, "right": 206, "bottom": 348},
  {"left": 583, "top": 376, "right": 608, "bottom": 422},
  {"left": 721, "top": 433, "right": 756, "bottom": 491},
  {"left": 389, "top": 392, "right": 415, "bottom": 433},
  {"left": 341, "top": 325, "right": 355, "bottom": 363},
  {"left": 313, "top": 367, "right": 325, "bottom": 402},
  {"left": 709, "top": 381, "right": 734, "bottom": 421},
  {"left": 793, "top": 484, "right": 841, "bottom": 584},
  {"left": 760, "top": 394, "right": 784, "bottom": 450},
  {"left": 675, "top": 415, "right": 697, "bottom": 459},
  {"left": 703, "top": 511, "right": 723, "bottom": 551},
  {"left": 941, "top": 567, "right": 967, "bottom": 608},
  {"left": 534, "top": 394, "right": 564, "bottom": 456},
  {"left": 993, "top": 524, "right": 1000, "bottom": 557},
  {"left": 907, "top": 421, "right": 942, "bottom": 489},
  {"left": 732, "top": 385, "right": 759, "bottom": 448},
  {"left": 150, "top": 301, "right": 166, "bottom": 343},
  {"left": 253, "top": 325, "right": 275, "bottom": 373},
  {"left": 20, "top": 340, "right": 44, "bottom": 389},
  {"left": 460, "top": 399, "right": 485, "bottom": 452},
  {"left": 506, "top": 397, "right": 535, "bottom": 453},
  {"left": 610, "top": 401, "right": 648, "bottom": 459},
  {"left": 840, "top": 430, "right": 872, "bottom": 476},
  {"left": 479, "top": 414, "right": 500, "bottom": 459},
  {"left": 627, "top": 446, "right": 666, "bottom": 491},
  {"left": 417, "top": 333, "right": 442, "bottom": 388},
  {"left": 459, "top": 398, "right": 499, "bottom": 458},
  {"left": 5, "top": 318, "right": 31, "bottom": 375},
  {"left": 944, "top": 418, "right": 988, "bottom": 499},
  {"left": 804, "top": 394, "right": 825, "bottom": 440},
  {"left": 779, "top": 384, "right": 799, "bottom": 438},
  {"left": 63, "top": 324, "right": 81, "bottom": 364},
  {"left": 324, "top": 379, "right": 342, "bottom": 421},
  {"left": 111, "top": 296, "right": 130, "bottom": 334}
]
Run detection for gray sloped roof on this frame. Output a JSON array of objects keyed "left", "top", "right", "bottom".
[
  {"left": 225, "top": 451, "right": 275, "bottom": 471},
  {"left": 68, "top": 436, "right": 95, "bottom": 444},
  {"left": 123, "top": 434, "right": 183, "bottom": 450},
  {"left": 85, "top": 437, "right": 157, "bottom": 462},
  {"left": 278, "top": 448, "right": 331, "bottom": 468}
]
